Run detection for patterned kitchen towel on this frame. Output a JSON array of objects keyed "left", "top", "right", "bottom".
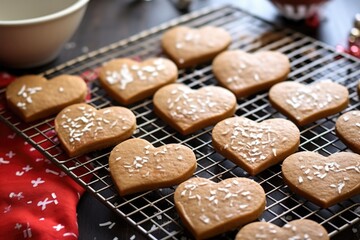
[{"left": 0, "top": 72, "right": 91, "bottom": 239}]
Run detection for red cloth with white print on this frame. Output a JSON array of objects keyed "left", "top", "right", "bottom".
[{"left": 0, "top": 71, "right": 96, "bottom": 239}]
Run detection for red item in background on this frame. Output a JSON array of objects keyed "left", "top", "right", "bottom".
[{"left": 0, "top": 72, "right": 92, "bottom": 239}]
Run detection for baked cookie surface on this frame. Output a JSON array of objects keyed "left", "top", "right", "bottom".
[
  {"left": 212, "top": 117, "right": 300, "bottom": 175},
  {"left": 98, "top": 58, "right": 178, "bottom": 105},
  {"left": 161, "top": 26, "right": 231, "bottom": 68},
  {"left": 55, "top": 103, "right": 136, "bottom": 157},
  {"left": 282, "top": 151, "right": 360, "bottom": 208},
  {"left": 6, "top": 75, "right": 87, "bottom": 122},
  {"left": 174, "top": 177, "right": 266, "bottom": 239},
  {"left": 109, "top": 138, "right": 197, "bottom": 196},
  {"left": 235, "top": 219, "right": 329, "bottom": 240},
  {"left": 153, "top": 83, "right": 237, "bottom": 135},
  {"left": 335, "top": 111, "right": 360, "bottom": 154},
  {"left": 269, "top": 81, "right": 349, "bottom": 126},
  {"left": 213, "top": 50, "right": 290, "bottom": 98}
]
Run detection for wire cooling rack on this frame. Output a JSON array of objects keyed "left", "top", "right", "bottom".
[{"left": 1, "top": 4, "right": 359, "bottom": 240}]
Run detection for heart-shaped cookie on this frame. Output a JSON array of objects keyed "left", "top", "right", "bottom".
[
  {"left": 109, "top": 138, "right": 196, "bottom": 196},
  {"left": 6, "top": 75, "right": 87, "bottom": 122},
  {"left": 161, "top": 26, "right": 231, "bottom": 68},
  {"left": 335, "top": 111, "right": 360, "bottom": 154},
  {"left": 269, "top": 81, "right": 349, "bottom": 126},
  {"left": 212, "top": 117, "right": 300, "bottom": 175},
  {"left": 98, "top": 58, "right": 178, "bottom": 105},
  {"left": 235, "top": 219, "right": 329, "bottom": 240},
  {"left": 212, "top": 50, "right": 290, "bottom": 98},
  {"left": 55, "top": 103, "right": 136, "bottom": 157},
  {"left": 153, "top": 83, "right": 237, "bottom": 135},
  {"left": 174, "top": 177, "right": 266, "bottom": 239},
  {"left": 282, "top": 151, "right": 360, "bottom": 208}
]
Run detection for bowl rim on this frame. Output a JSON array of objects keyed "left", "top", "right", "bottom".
[{"left": 0, "top": 0, "right": 89, "bottom": 26}]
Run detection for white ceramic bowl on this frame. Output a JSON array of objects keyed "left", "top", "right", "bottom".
[{"left": 0, "top": 0, "right": 89, "bottom": 68}]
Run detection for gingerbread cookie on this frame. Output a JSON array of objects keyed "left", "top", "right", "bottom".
[
  {"left": 335, "top": 111, "right": 360, "bottom": 154},
  {"left": 212, "top": 117, "right": 300, "bottom": 175},
  {"left": 269, "top": 81, "right": 349, "bottom": 126},
  {"left": 282, "top": 151, "right": 360, "bottom": 208},
  {"left": 109, "top": 138, "right": 196, "bottom": 196},
  {"left": 174, "top": 177, "right": 266, "bottom": 239},
  {"left": 98, "top": 58, "right": 178, "bottom": 105},
  {"left": 153, "top": 83, "right": 237, "bottom": 135},
  {"left": 161, "top": 26, "right": 231, "bottom": 68},
  {"left": 212, "top": 50, "right": 290, "bottom": 98},
  {"left": 55, "top": 103, "right": 136, "bottom": 157},
  {"left": 6, "top": 75, "right": 87, "bottom": 122},
  {"left": 235, "top": 219, "right": 329, "bottom": 240}
]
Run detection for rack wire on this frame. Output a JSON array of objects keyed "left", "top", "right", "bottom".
[{"left": 1, "top": 5, "right": 359, "bottom": 240}]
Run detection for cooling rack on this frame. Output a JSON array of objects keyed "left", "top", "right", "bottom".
[{"left": 0, "top": 4, "right": 359, "bottom": 240}]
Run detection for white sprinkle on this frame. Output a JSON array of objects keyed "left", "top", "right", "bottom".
[
  {"left": 58, "top": 87, "right": 64, "bottom": 93},
  {"left": 130, "top": 235, "right": 136, "bottom": 240},
  {"left": 337, "top": 181, "right": 345, "bottom": 193},
  {"left": 343, "top": 116, "right": 349, "bottom": 122},
  {"left": 18, "top": 85, "right": 26, "bottom": 96},
  {"left": 99, "top": 221, "right": 112, "bottom": 227},
  {"left": 108, "top": 222, "right": 116, "bottom": 229},
  {"left": 110, "top": 120, "right": 118, "bottom": 128},
  {"left": 272, "top": 148, "right": 277, "bottom": 156},
  {"left": 115, "top": 157, "right": 122, "bottom": 161},
  {"left": 177, "top": 155, "right": 183, "bottom": 160},
  {"left": 239, "top": 204, "right": 248, "bottom": 209},
  {"left": 199, "top": 215, "right": 210, "bottom": 224},
  {"left": 298, "top": 176, "right": 303, "bottom": 183},
  {"left": 241, "top": 191, "right": 250, "bottom": 196}
]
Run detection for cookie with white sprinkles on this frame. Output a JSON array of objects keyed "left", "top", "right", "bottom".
[
  {"left": 335, "top": 110, "right": 360, "bottom": 154},
  {"left": 282, "top": 151, "right": 360, "bottom": 208},
  {"left": 212, "top": 117, "right": 300, "bottom": 175},
  {"left": 174, "top": 177, "right": 266, "bottom": 239},
  {"left": 55, "top": 103, "right": 136, "bottom": 157},
  {"left": 235, "top": 219, "right": 329, "bottom": 240},
  {"left": 109, "top": 138, "right": 196, "bottom": 196},
  {"left": 6, "top": 74, "right": 87, "bottom": 122},
  {"left": 212, "top": 50, "right": 290, "bottom": 98},
  {"left": 98, "top": 58, "right": 178, "bottom": 105},
  {"left": 269, "top": 80, "right": 349, "bottom": 126},
  {"left": 161, "top": 26, "right": 231, "bottom": 68},
  {"left": 153, "top": 83, "right": 237, "bottom": 135}
]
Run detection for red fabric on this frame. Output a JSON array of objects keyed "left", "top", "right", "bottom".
[{"left": 0, "top": 72, "right": 91, "bottom": 239}]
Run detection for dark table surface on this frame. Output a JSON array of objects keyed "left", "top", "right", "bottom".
[{"left": 2, "top": 0, "right": 360, "bottom": 239}]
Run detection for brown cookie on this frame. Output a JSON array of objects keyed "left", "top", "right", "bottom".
[
  {"left": 55, "top": 103, "right": 136, "bottom": 157},
  {"left": 269, "top": 81, "right": 349, "bottom": 126},
  {"left": 161, "top": 26, "right": 231, "bottom": 68},
  {"left": 282, "top": 151, "right": 360, "bottom": 208},
  {"left": 212, "top": 117, "right": 300, "bottom": 175},
  {"left": 212, "top": 50, "right": 290, "bottom": 98},
  {"left": 235, "top": 219, "right": 329, "bottom": 240},
  {"left": 153, "top": 83, "right": 237, "bottom": 135},
  {"left": 98, "top": 58, "right": 178, "bottom": 105},
  {"left": 109, "top": 138, "right": 197, "bottom": 196},
  {"left": 335, "top": 111, "right": 360, "bottom": 154},
  {"left": 6, "top": 75, "right": 87, "bottom": 122},
  {"left": 174, "top": 177, "right": 266, "bottom": 240}
]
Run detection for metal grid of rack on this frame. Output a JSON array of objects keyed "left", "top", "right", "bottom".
[{"left": 0, "top": 5, "right": 359, "bottom": 239}]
